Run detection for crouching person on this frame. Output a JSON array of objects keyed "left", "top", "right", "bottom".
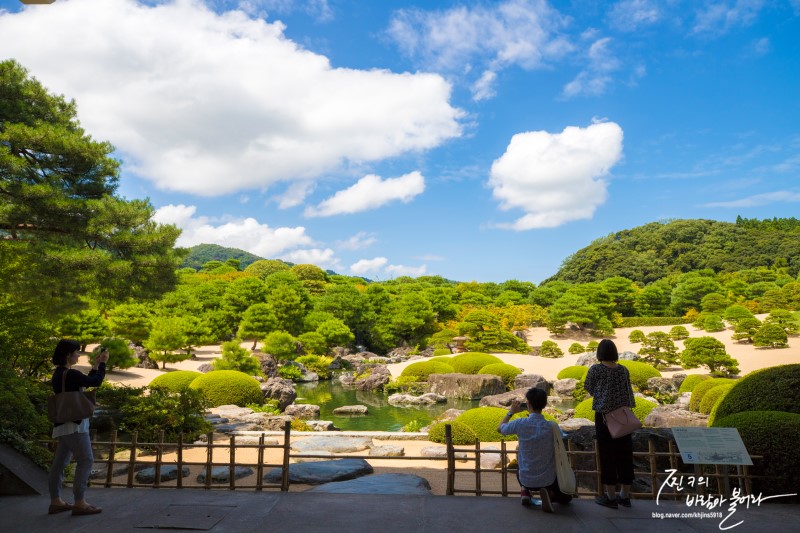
[{"left": 497, "top": 387, "right": 573, "bottom": 512}]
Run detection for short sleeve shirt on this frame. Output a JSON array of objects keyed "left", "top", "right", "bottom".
[
  {"left": 583, "top": 363, "right": 635, "bottom": 414},
  {"left": 499, "top": 413, "right": 555, "bottom": 488}
]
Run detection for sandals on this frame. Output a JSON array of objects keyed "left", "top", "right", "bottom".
[
  {"left": 48, "top": 503, "right": 73, "bottom": 514},
  {"left": 71, "top": 504, "right": 102, "bottom": 516}
]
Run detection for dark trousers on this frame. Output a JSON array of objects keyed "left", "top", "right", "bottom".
[
  {"left": 595, "top": 415, "right": 634, "bottom": 486},
  {"left": 517, "top": 472, "right": 573, "bottom": 504}
]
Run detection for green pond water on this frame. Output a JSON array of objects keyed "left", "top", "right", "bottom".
[{"left": 293, "top": 379, "right": 577, "bottom": 431}]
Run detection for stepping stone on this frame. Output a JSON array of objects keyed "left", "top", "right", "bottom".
[
  {"left": 263, "top": 458, "right": 373, "bottom": 485},
  {"left": 308, "top": 473, "right": 432, "bottom": 495},
  {"left": 332, "top": 405, "right": 368, "bottom": 415},
  {"left": 369, "top": 445, "right": 404, "bottom": 457},
  {"left": 293, "top": 451, "right": 335, "bottom": 463},
  {"left": 135, "top": 465, "right": 190, "bottom": 484},
  {"left": 291, "top": 436, "right": 373, "bottom": 453},
  {"left": 196, "top": 466, "right": 254, "bottom": 484}
]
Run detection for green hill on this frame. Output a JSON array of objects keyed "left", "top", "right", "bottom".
[
  {"left": 547, "top": 217, "right": 800, "bottom": 285},
  {"left": 181, "top": 244, "right": 268, "bottom": 270}
]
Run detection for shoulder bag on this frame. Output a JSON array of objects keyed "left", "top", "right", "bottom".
[
  {"left": 47, "top": 369, "right": 97, "bottom": 424},
  {"left": 551, "top": 421, "right": 577, "bottom": 495},
  {"left": 602, "top": 368, "right": 641, "bottom": 438}
]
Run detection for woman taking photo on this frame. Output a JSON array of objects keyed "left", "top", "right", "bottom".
[
  {"left": 48, "top": 339, "right": 108, "bottom": 516},
  {"left": 583, "top": 338, "right": 636, "bottom": 509}
]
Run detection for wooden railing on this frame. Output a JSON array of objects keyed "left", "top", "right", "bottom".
[{"left": 46, "top": 425, "right": 759, "bottom": 499}]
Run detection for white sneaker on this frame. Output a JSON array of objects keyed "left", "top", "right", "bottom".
[{"left": 539, "top": 488, "right": 554, "bottom": 513}]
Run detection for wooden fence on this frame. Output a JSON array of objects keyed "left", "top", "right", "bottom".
[{"left": 52, "top": 425, "right": 759, "bottom": 499}]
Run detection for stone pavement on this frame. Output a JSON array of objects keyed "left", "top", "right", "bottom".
[{"left": 2, "top": 487, "right": 798, "bottom": 533}]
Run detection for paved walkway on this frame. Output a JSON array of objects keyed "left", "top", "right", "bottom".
[{"left": 2, "top": 487, "right": 798, "bottom": 532}]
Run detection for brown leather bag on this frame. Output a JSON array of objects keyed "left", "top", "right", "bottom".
[
  {"left": 47, "top": 369, "right": 96, "bottom": 423},
  {"left": 603, "top": 406, "right": 642, "bottom": 438}
]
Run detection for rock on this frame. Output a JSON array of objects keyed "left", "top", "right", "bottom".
[
  {"left": 575, "top": 353, "right": 597, "bottom": 366},
  {"left": 647, "top": 377, "right": 679, "bottom": 397},
  {"left": 644, "top": 405, "right": 708, "bottom": 428},
  {"left": 212, "top": 405, "right": 254, "bottom": 418},
  {"left": 635, "top": 392, "right": 660, "bottom": 405},
  {"left": 676, "top": 392, "right": 692, "bottom": 409},
  {"left": 339, "top": 373, "right": 356, "bottom": 387},
  {"left": 342, "top": 353, "right": 367, "bottom": 365},
  {"left": 196, "top": 363, "right": 214, "bottom": 373},
  {"left": 133, "top": 344, "right": 159, "bottom": 369},
  {"left": 388, "top": 393, "right": 447, "bottom": 406},
  {"left": 480, "top": 445, "right": 504, "bottom": 469},
  {"left": 254, "top": 352, "right": 278, "bottom": 378},
  {"left": 231, "top": 436, "right": 279, "bottom": 445},
  {"left": 354, "top": 365, "right": 391, "bottom": 391},
  {"left": 213, "top": 423, "right": 261, "bottom": 434},
  {"left": 285, "top": 404, "right": 321, "bottom": 420},
  {"left": 553, "top": 378, "right": 578, "bottom": 397},
  {"left": 513, "top": 374, "right": 549, "bottom": 391},
  {"left": 369, "top": 445, "right": 405, "bottom": 457},
  {"left": 619, "top": 350, "right": 639, "bottom": 361},
  {"left": 263, "top": 458, "right": 373, "bottom": 485},
  {"left": 671, "top": 373, "right": 687, "bottom": 389},
  {"left": 260, "top": 377, "right": 297, "bottom": 411},
  {"left": 292, "top": 436, "right": 373, "bottom": 453},
  {"left": 434, "top": 409, "right": 465, "bottom": 423},
  {"left": 420, "top": 446, "right": 467, "bottom": 461},
  {"left": 386, "top": 347, "right": 413, "bottom": 359},
  {"left": 427, "top": 373, "right": 506, "bottom": 400},
  {"left": 559, "top": 418, "right": 595, "bottom": 431},
  {"left": 243, "top": 413, "right": 293, "bottom": 431},
  {"left": 135, "top": 465, "right": 190, "bottom": 484},
  {"left": 308, "top": 473, "right": 431, "bottom": 495},
  {"left": 196, "top": 466, "right": 254, "bottom": 484},
  {"left": 293, "top": 451, "right": 335, "bottom": 462},
  {"left": 479, "top": 388, "right": 528, "bottom": 408},
  {"left": 332, "top": 405, "right": 368, "bottom": 415},
  {"left": 296, "top": 371, "right": 320, "bottom": 382},
  {"left": 306, "top": 420, "right": 339, "bottom": 431}
]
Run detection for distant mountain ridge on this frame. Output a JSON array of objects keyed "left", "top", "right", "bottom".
[
  {"left": 180, "top": 244, "right": 271, "bottom": 270},
  {"left": 547, "top": 217, "right": 800, "bottom": 285}
]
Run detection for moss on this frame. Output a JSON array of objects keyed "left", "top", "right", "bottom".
[
  {"left": 573, "top": 397, "right": 657, "bottom": 424},
  {"left": 148, "top": 370, "right": 203, "bottom": 392},
  {"left": 454, "top": 406, "right": 554, "bottom": 442},
  {"left": 618, "top": 360, "right": 661, "bottom": 389},
  {"left": 678, "top": 374, "right": 710, "bottom": 393},
  {"left": 712, "top": 364, "right": 800, "bottom": 422},
  {"left": 689, "top": 378, "right": 736, "bottom": 412},
  {"left": 477, "top": 363, "right": 521, "bottom": 388},
  {"left": 427, "top": 421, "right": 478, "bottom": 445},
  {"left": 448, "top": 352, "right": 504, "bottom": 374},
  {"left": 556, "top": 365, "right": 589, "bottom": 380},
  {"left": 699, "top": 384, "right": 733, "bottom": 415},
  {"left": 400, "top": 360, "right": 455, "bottom": 381},
  {"left": 711, "top": 411, "right": 800, "bottom": 500},
  {"left": 188, "top": 370, "right": 264, "bottom": 407}
]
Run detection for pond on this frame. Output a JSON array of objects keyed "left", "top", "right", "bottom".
[{"left": 293, "top": 379, "right": 479, "bottom": 431}]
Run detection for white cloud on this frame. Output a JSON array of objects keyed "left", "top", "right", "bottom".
[
  {"left": 747, "top": 37, "right": 771, "bottom": 57},
  {"left": 386, "top": 0, "right": 572, "bottom": 100},
  {"left": 488, "top": 121, "right": 624, "bottom": 230},
  {"left": 0, "top": 0, "right": 461, "bottom": 196},
  {"left": 350, "top": 257, "right": 389, "bottom": 275},
  {"left": 281, "top": 247, "right": 341, "bottom": 270},
  {"left": 386, "top": 264, "right": 427, "bottom": 277},
  {"left": 304, "top": 171, "right": 425, "bottom": 217},
  {"left": 692, "top": 0, "right": 766, "bottom": 35},
  {"left": 336, "top": 232, "right": 377, "bottom": 251},
  {"left": 607, "top": 0, "right": 661, "bottom": 32},
  {"left": 472, "top": 70, "right": 498, "bottom": 102},
  {"left": 702, "top": 191, "right": 800, "bottom": 208},
  {"left": 273, "top": 181, "right": 315, "bottom": 209},
  {"left": 153, "top": 203, "right": 315, "bottom": 258},
  {"left": 562, "top": 37, "right": 621, "bottom": 98}
]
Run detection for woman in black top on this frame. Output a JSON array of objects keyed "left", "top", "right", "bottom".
[
  {"left": 583, "top": 339, "right": 636, "bottom": 509},
  {"left": 47, "top": 339, "right": 108, "bottom": 516}
]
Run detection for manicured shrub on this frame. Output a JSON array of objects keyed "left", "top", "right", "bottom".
[
  {"left": 429, "top": 356, "right": 453, "bottom": 363},
  {"left": 586, "top": 340, "right": 599, "bottom": 351},
  {"left": 628, "top": 330, "right": 645, "bottom": 343},
  {"left": 400, "top": 360, "right": 456, "bottom": 381},
  {"left": 432, "top": 348, "right": 452, "bottom": 357},
  {"left": 296, "top": 355, "right": 334, "bottom": 379},
  {"left": 699, "top": 383, "right": 733, "bottom": 415},
  {"left": 148, "top": 370, "right": 202, "bottom": 392},
  {"left": 668, "top": 325, "right": 690, "bottom": 340},
  {"left": 568, "top": 342, "right": 585, "bottom": 354},
  {"left": 688, "top": 378, "right": 735, "bottom": 412},
  {"left": 448, "top": 352, "right": 503, "bottom": 374},
  {"left": 678, "top": 374, "right": 710, "bottom": 393},
  {"left": 618, "top": 360, "right": 661, "bottom": 389},
  {"left": 455, "top": 407, "right": 552, "bottom": 442},
  {"left": 427, "top": 421, "right": 478, "bottom": 445},
  {"left": 478, "top": 363, "right": 522, "bottom": 389},
  {"left": 89, "top": 337, "right": 138, "bottom": 370},
  {"left": 711, "top": 364, "right": 800, "bottom": 422},
  {"left": 539, "top": 340, "right": 564, "bottom": 358},
  {"left": 711, "top": 411, "right": 800, "bottom": 500},
  {"left": 278, "top": 365, "right": 303, "bottom": 381},
  {"left": 556, "top": 366, "right": 589, "bottom": 381},
  {"left": 189, "top": 370, "right": 263, "bottom": 407},
  {"left": 573, "top": 397, "right": 657, "bottom": 424}
]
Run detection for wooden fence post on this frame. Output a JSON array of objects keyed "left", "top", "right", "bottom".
[
  {"left": 474, "top": 439, "right": 482, "bottom": 497},
  {"left": 229, "top": 435, "right": 236, "bottom": 490},
  {"left": 281, "top": 421, "right": 291, "bottom": 492},
  {"left": 105, "top": 430, "right": 117, "bottom": 488},
  {"left": 256, "top": 434, "right": 265, "bottom": 491},
  {"left": 126, "top": 432, "right": 138, "bottom": 488},
  {"left": 500, "top": 440, "right": 508, "bottom": 497},
  {"left": 177, "top": 433, "right": 183, "bottom": 489},
  {"left": 154, "top": 430, "right": 164, "bottom": 488},
  {"left": 445, "top": 424, "right": 455, "bottom": 496},
  {"left": 205, "top": 432, "right": 213, "bottom": 489}
]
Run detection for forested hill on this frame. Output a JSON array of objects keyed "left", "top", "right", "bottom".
[
  {"left": 181, "top": 244, "right": 267, "bottom": 270},
  {"left": 547, "top": 217, "right": 800, "bottom": 285}
]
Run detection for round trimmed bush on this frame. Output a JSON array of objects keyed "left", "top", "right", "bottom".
[
  {"left": 678, "top": 374, "right": 710, "bottom": 393},
  {"left": 557, "top": 366, "right": 589, "bottom": 381},
  {"left": 629, "top": 330, "right": 645, "bottom": 343},
  {"left": 148, "top": 370, "right": 203, "bottom": 392},
  {"left": 478, "top": 363, "right": 522, "bottom": 388},
  {"left": 711, "top": 411, "right": 800, "bottom": 500},
  {"left": 712, "top": 364, "right": 800, "bottom": 422},
  {"left": 454, "top": 407, "right": 532, "bottom": 442},
  {"left": 432, "top": 348, "right": 452, "bottom": 357},
  {"left": 568, "top": 342, "right": 585, "bottom": 354},
  {"left": 448, "top": 352, "right": 503, "bottom": 374},
  {"left": 688, "top": 378, "right": 735, "bottom": 412},
  {"left": 618, "top": 360, "right": 661, "bottom": 389},
  {"left": 188, "top": 370, "right": 263, "bottom": 407},
  {"left": 699, "top": 384, "right": 733, "bottom": 415},
  {"left": 427, "top": 420, "right": 478, "bottom": 445},
  {"left": 429, "top": 356, "right": 452, "bottom": 363},
  {"left": 400, "top": 360, "right": 455, "bottom": 381},
  {"left": 539, "top": 340, "right": 564, "bottom": 358},
  {"left": 573, "top": 397, "right": 657, "bottom": 424},
  {"left": 668, "top": 325, "right": 690, "bottom": 340}
]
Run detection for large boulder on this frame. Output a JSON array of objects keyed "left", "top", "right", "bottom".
[
  {"left": 354, "top": 365, "right": 391, "bottom": 391},
  {"left": 264, "top": 459, "right": 373, "bottom": 485},
  {"left": 196, "top": 466, "right": 254, "bottom": 484},
  {"left": 513, "top": 374, "right": 549, "bottom": 391},
  {"left": 285, "top": 404, "right": 321, "bottom": 420},
  {"left": 647, "top": 377, "right": 679, "bottom": 397},
  {"left": 254, "top": 352, "right": 278, "bottom": 378},
  {"left": 552, "top": 378, "right": 578, "bottom": 397},
  {"left": 332, "top": 405, "right": 368, "bottom": 415},
  {"left": 260, "top": 377, "right": 297, "bottom": 411},
  {"left": 308, "top": 473, "right": 431, "bottom": 495},
  {"left": 479, "top": 388, "right": 528, "bottom": 408},
  {"left": 427, "top": 373, "right": 505, "bottom": 400},
  {"left": 292, "top": 436, "right": 373, "bottom": 453},
  {"left": 576, "top": 350, "right": 638, "bottom": 366},
  {"left": 644, "top": 405, "right": 708, "bottom": 428},
  {"left": 388, "top": 393, "right": 447, "bottom": 406}
]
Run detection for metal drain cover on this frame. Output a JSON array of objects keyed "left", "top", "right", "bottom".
[{"left": 136, "top": 504, "right": 235, "bottom": 530}]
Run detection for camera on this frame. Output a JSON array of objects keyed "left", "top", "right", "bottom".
[{"left": 98, "top": 345, "right": 106, "bottom": 352}]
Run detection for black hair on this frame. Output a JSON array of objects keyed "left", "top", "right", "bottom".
[
  {"left": 52, "top": 339, "right": 81, "bottom": 366},
  {"left": 525, "top": 387, "right": 547, "bottom": 411},
  {"left": 596, "top": 338, "right": 619, "bottom": 362}
]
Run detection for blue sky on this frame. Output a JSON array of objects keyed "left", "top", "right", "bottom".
[{"left": 2, "top": 0, "right": 799, "bottom": 283}]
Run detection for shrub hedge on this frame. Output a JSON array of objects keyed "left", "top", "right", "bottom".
[
  {"left": 711, "top": 411, "right": 800, "bottom": 500},
  {"left": 454, "top": 406, "right": 534, "bottom": 442},
  {"left": 678, "top": 374, "right": 710, "bottom": 393},
  {"left": 699, "top": 384, "right": 733, "bottom": 415},
  {"left": 432, "top": 348, "right": 452, "bottom": 357},
  {"left": 618, "top": 360, "right": 661, "bottom": 389},
  {"left": 688, "top": 378, "right": 735, "bottom": 412},
  {"left": 427, "top": 420, "right": 478, "bottom": 445},
  {"left": 478, "top": 363, "right": 522, "bottom": 389},
  {"left": 556, "top": 366, "right": 589, "bottom": 381},
  {"left": 400, "top": 360, "right": 456, "bottom": 381},
  {"left": 188, "top": 370, "right": 264, "bottom": 407},
  {"left": 711, "top": 364, "right": 800, "bottom": 422},
  {"left": 619, "top": 317, "right": 691, "bottom": 327},
  {"left": 448, "top": 352, "right": 503, "bottom": 374},
  {"left": 573, "top": 397, "right": 657, "bottom": 424},
  {"left": 148, "top": 370, "right": 203, "bottom": 392}
]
